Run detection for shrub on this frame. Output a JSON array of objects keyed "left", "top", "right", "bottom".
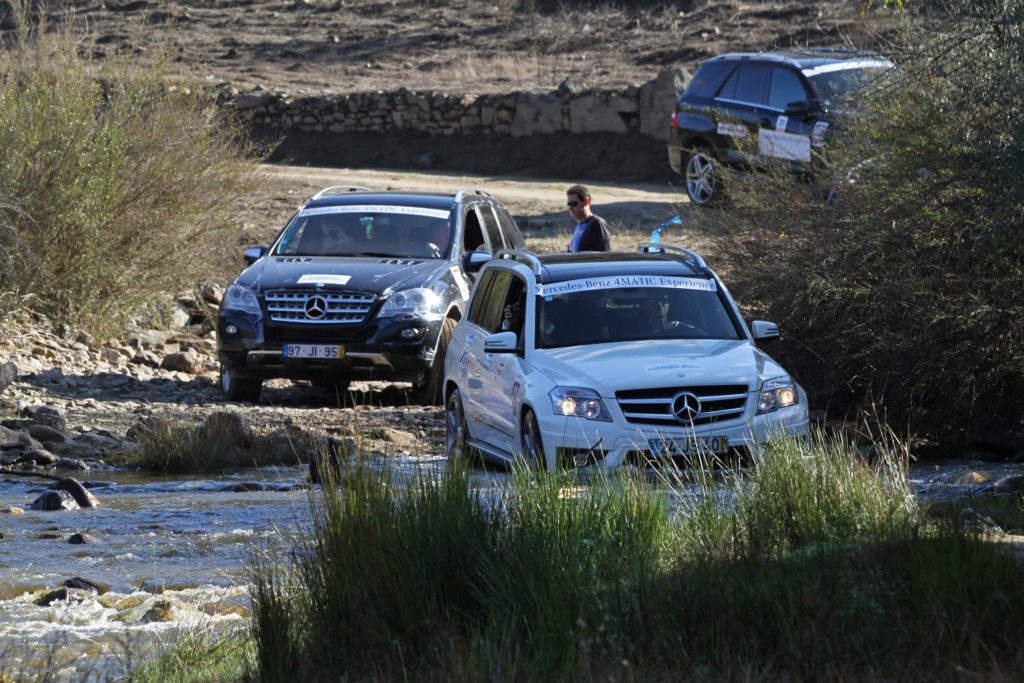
[
  {"left": 690, "top": 0, "right": 1024, "bottom": 444},
  {"left": 0, "top": 3, "right": 259, "bottom": 336}
]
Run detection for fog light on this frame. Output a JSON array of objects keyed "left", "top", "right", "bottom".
[
  {"left": 225, "top": 324, "right": 239, "bottom": 335},
  {"left": 401, "top": 328, "right": 423, "bottom": 339}
]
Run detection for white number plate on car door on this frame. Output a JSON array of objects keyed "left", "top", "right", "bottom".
[
  {"left": 649, "top": 435, "right": 728, "bottom": 457},
  {"left": 282, "top": 344, "right": 345, "bottom": 359}
]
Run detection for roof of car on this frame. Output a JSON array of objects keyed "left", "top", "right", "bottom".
[
  {"left": 304, "top": 190, "right": 458, "bottom": 210},
  {"left": 534, "top": 251, "right": 709, "bottom": 284},
  {"left": 707, "top": 48, "right": 886, "bottom": 71}
]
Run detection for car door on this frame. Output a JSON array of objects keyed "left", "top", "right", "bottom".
[
  {"left": 480, "top": 273, "right": 529, "bottom": 454},
  {"left": 712, "top": 62, "right": 770, "bottom": 163},
  {"left": 462, "top": 268, "right": 512, "bottom": 446},
  {"left": 758, "top": 66, "right": 818, "bottom": 164},
  {"left": 493, "top": 203, "right": 527, "bottom": 249}
]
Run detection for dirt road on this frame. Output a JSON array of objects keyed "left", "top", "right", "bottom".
[{"left": 248, "top": 164, "right": 692, "bottom": 257}]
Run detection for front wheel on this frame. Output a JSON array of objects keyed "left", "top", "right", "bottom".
[
  {"left": 445, "top": 387, "right": 469, "bottom": 464},
  {"left": 685, "top": 147, "right": 720, "bottom": 206},
  {"left": 415, "top": 317, "right": 456, "bottom": 406},
  {"left": 220, "top": 364, "right": 262, "bottom": 403},
  {"left": 520, "top": 409, "right": 547, "bottom": 470}
]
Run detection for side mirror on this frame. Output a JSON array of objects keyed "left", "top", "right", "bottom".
[
  {"left": 784, "top": 101, "right": 811, "bottom": 119},
  {"left": 243, "top": 246, "right": 267, "bottom": 265},
  {"left": 462, "top": 250, "right": 492, "bottom": 274},
  {"left": 483, "top": 331, "right": 517, "bottom": 353},
  {"left": 752, "top": 320, "right": 780, "bottom": 342}
]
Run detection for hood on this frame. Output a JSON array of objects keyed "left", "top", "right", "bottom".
[
  {"left": 532, "top": 339, "right": 788, "bottom": 396},
  {"left": 235, "top": 256, "right": 449, "bottom": 295}
]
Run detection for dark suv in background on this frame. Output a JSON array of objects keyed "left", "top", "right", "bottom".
[
  {"left": 216, "top": 186, "right": 526, "bottom": 404},
  {"left": 669, "top": 48, "right": 893, "bottom": 205}
]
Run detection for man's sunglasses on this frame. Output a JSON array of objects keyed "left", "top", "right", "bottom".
[{"left": 566, "top": 200, "right": 580, "bottom": 208}]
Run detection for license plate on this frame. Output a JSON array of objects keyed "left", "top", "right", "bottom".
[
  {"left": 649, "top": 435, "right": 728, "bottom": 457},
  {"left": 282, "top": 344, "right": 344, "bottom": 359}
]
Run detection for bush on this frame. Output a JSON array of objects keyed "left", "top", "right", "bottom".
[
  {"left": 0, "top": 4, "right": 259, "bottom": 336},
  {"left": 691, "top": 0, "right": 1024, "bottom": 444}
]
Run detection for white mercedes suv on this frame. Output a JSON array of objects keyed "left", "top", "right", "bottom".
[{"left": 442, "top": 243, "right": 809, "bottom": 470}]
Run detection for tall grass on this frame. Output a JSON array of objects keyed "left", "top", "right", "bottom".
[
  {"left": 0, "top": 2, "right": 260, "bottom": 336},
  {"left": 251, "top": 436, "right": 1024, "bottom": 681}
]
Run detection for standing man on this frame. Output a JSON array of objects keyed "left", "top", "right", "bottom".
[{"left": 566, "top": 184, "right": 611, "bottom": 252}]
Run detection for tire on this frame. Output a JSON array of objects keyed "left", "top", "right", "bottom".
[
  {"left": 220, "top": 364, "right": 262, "bottom": 403},
  {"left": 445, "top": 387, "right": 470, "bottom": 464},
  {"left": 520, "top": 408, "right": 547, "bottom": 470},
  {"left": 415, "top": 317, "right": 456, "bottom": 406},
  {"left": 684, "top": 146, "right": 720, "bottom": 207}
]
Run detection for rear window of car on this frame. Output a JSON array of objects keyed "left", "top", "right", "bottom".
[{"left": 684, "top": 61, "right": 734, "bottom": 99}]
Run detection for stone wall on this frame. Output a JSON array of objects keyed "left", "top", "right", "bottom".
[{"left": 228, "top": 68, "right": 688, "bottom": 143}]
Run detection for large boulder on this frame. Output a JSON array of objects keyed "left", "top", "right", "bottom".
[
  {"left": 638, "top": 67, "right": 690, "bottom": 141},
  {"left": 568, "top": 92, "right": 636, "bottom": 134},
  {"left": 33, "top": 405, "right": 67, "bottom": 432},
  {"left": 52, "top": 478, "right": 101, "bottom": 508},
  {"left": 30, "top": 490, "right": 80, "bottom": 511},
  {"left": 204, "top": 411, "right": 253, "bottom": 448},
  {"left": 161, "top": 349, "right": 204, "bottom": 374}
]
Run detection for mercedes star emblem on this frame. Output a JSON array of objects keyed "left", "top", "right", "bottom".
[
  {"left": 672, "top": 391, "right": 701, "bottom": 422},
  {"left": 304, "top": 295, "right": 328, "bottom": 320}
]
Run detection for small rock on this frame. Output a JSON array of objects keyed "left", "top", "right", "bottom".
[
  {"left": 993, "top": 474, "right": 1024, "bottom": 493},
  {"left": 35, "top": 587, "right": 92, "bottom": 607},
  {"left": 17, "top": 448, "right": 57, "bottom": 466},
  {"left": 53, "top": 478, "right": 101, "bottom": 508},
  {"left": 161, "top": 349, "right": 204, "bottom": 374},
  {"left": 55, "top": 457, "right": 89, "bottom": 471},
  {"left": 62, "top": 577, "right": 106, "bottom": 594},
  {"left": 198, "top": 281, "right": 223, "bottom": 305},
  {"left": 34, "top": 405, "right": 67, "bottom": 432},
  {"left": 223, "top": 482, "right": 272, "bottom": 492},
  {"left": 204, "top": 411, "right": 252, "bottom": 447},
  {"left": 960, "top": 508, "right": 1004, "bottom": 536},
  {"left": 0, "top": 507, "right": 23, "bottom": 515},
  {"left": 0, "top": 361, "right": 17, "bottom": 395},
  {"left": 68, "top": 532, "right": 101, "bottom": 544},
  {"left": 30, "top": 490, "right": 81, "bottom": 511},
  {"left": 28, "top": 424, "right": 68, "bottom": 443},
  {"left": 141, "top": 599, "right": 175, "bottom": 623}
]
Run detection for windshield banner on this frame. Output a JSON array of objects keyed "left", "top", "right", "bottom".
[
  {"left": 536, "top": 275, "right": 717, "bottom": 297},
  {"left": 298, "top": 205, "right": 451, "bottom": 220}
]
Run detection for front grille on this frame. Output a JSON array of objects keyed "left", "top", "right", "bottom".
[
  {"left": 263, "top": 324, "right": 377, "bottom": 344},
  {"left": 616, "top": 384, "right": 749, "bottom": 426},
  {"left": 264, "top": 290, "right": 377, "bottom": 325}
]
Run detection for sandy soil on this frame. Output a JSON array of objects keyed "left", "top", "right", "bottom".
[{"left": 12, "top": 1, "right": 893, "bottom": 95}]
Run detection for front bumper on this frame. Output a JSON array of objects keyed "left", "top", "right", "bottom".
[
  {"left": 531, "top": 396, "right": 809, "bottom": 471},
  {"left": 216, "top": 310, "right": 443, "bottom": 382}
]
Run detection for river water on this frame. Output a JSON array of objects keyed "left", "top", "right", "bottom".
[{"left": 0, "top": 456, "right": 1018, "bottom": 680}]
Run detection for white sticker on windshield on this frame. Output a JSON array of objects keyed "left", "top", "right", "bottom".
[
  {"left": 775, "top": 115, "right": 789, "bottom": 132},
  {"left": 716, "top": 122, "right": 748, "bottom": 138},
  {"left": 298, "top": 205, "right": 451, "bottom": 220},
  {"left": 535, "top": 276, "right": 716, "bottom": 297},
  {"left": 297, "top": 274, "right": 352, "bottom": 285}
]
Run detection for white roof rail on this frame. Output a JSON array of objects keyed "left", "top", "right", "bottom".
[
  {"left": 312, "top": 185, "right": 372, "bottom": 199},
  {"left": 495, "top": 248, "right": 542, "bottom": 275},
  {"left": 637, "top": 242, "right": 709, "bottom": 271}
]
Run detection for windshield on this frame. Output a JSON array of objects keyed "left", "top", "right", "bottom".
[
  {"left": 273, "top": 205, "right": 453, "bottom": 259},
  {"left": 802, "top": 60, "right": 893, "bottom": 110},
  {"left": 536, "top": 276, "right": 741, "bottom": 349}
]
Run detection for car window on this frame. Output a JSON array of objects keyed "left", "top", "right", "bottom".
[
  {"left": 536, "top": 279, "right": 741, "bottom": 349},
  {"left": 718, "top": 64, "right": 769, "bottom": 106},
  {"left": 686, "top": 61, "right": 735, "bottom": 99},
  {"left": 467, "top": 270, "right": 496, "bottom": 325},
  {"left": 475, "top": 270, "right": 513, "bottom": 333},
  {"left": 462, "top": 206, "right": 488, "bottom": 253},
  {"left": 768, "top": 67, "right": 809, "bottom": 111},
  {"left": 804, "top": 62, "right": 891, "bottom": 110},
  {"left": 273, "top": 205, "right": 452, "bottom": 259},
  {"left": 479, "top": 206, "right": 504, "bottom": 251},
  {"left": 494, "top": 204, "right": 526, "bottom": 248}
]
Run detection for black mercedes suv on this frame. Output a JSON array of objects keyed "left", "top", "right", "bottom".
[
  {"left": 216, "top": 186, "right": 527, "bottom": 404},
  {"left": 668, "top": 48, "right": 893, "bottom": 206}
]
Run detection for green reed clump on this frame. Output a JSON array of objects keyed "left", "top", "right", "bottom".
[
  {"left": 126, "top": 419, "right": 296, "bottom": 473},
  {"left": 126, "top": 628, "right": 252, "bottom": 683},
  {"left": 0, "top": 2, "right": 259, "bottom": 336},
  {"left": 252, "top": 435, "right": 1024, "bottom": 681}
]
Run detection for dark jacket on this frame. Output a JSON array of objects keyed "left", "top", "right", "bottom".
[{"left": 573, "top": 215, "right": 612, "bottom": 252}]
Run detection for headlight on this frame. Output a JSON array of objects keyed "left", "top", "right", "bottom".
[
  {"left": 548, "top": 387, "right": 611, "bottom": 422},
  {"left": 757, "top": 376, "right": 799, "bottom": 414},
  {"left": 377, "top": 288, "right": 443, "bottom": 320},
  {"left": 223, "top": 284, "right": 261, "bottom": 315}
]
